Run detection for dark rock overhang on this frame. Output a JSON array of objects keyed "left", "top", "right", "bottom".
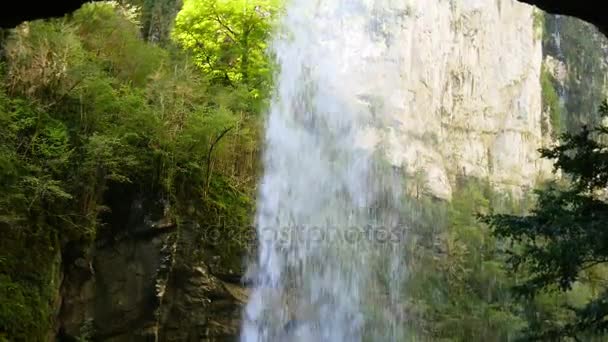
[
  {"left": 517, "top": 0, "right": 607, "bottom": 35},
  {"left": 0, "top": 1, "right": 605, "bottom": 37},
  {"left": 0, "top": 0, "right": 92, "bottom": 29}
]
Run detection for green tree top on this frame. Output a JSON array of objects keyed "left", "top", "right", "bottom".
[{"left": 173, "top": 0, "right": 280, "bottom": 103}]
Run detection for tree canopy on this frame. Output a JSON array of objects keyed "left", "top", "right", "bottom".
[
  {"left": 485, "top": 102, "right": 608, "bottom": 340},
  {"left": 173, "top": 0, "right": 280, "bottom": 102}
]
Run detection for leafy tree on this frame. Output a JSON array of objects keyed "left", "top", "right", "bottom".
[
  {"left": 0, "top": 1, "right": 272, "bottom": 338},
  {"left": 173, "top": 0, "right": 279, "bottom": 102},
  {"left": 485, "top": 102, "right": 608, "bottom": 340}
]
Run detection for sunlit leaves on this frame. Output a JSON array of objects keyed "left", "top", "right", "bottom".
[{"left": 173, "top": 0, "right": 280, "bottom": 102}]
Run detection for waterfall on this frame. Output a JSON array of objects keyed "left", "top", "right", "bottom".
[{"left": 241, "top": 1, "right": 409, "bottom": 341}]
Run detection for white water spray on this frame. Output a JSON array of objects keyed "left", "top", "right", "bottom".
[{"left": 242, "top": 1, "right": 410, "bottom": 341}]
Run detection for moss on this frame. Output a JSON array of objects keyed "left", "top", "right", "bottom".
[
  {"left": 541, "top": 66, "right": 562, "bottom": 137},
  {"left": 533, "top": 10, "right": 545, "bottom": 40},
  {"left": 0, "top": 227, "right": 61, "bottom": 340}
]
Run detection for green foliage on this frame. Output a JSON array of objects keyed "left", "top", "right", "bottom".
[
  {"left": 0, "top": 1, "right": 269, "bottom": 338},
  {"left": 541, "top": 66, "right": 562, "bottom": 137},
  {"left": 0, "top": 227, "right": 61, "bottom": 341},
  {"left": 407, "top": 179, "right": 526, "bottom": 341},
  {"left": 173, "top": 0, "right": 280, "bottom": 103},
  {"left": 403, "top": 175, "right": 603, "bottom": 341},
  {"left": 73, "top": 2, "right": 168, "bottom": 86},
  {"left": 485, "top": 102, "right": 608, "bottom": 340},
  {"left": 533, "top": 10, "right": 544, "bottom": 40},
  {"left": 543, "top": 16, "right": 608, "bottom": 132},
  {"left": 76, "top": 318, "right": 95, "bottom": 342},
  {"left": 0, "top": 275, "right": 49, "bottom": 339}
]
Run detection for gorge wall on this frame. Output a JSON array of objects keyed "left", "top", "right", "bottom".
[
  {"left": 359, "top": 0, "right": 552, "bottom": 200},
  {"left": 361, "top": 0, "right": 607, "bottom": 200},
  {"left": 542, "top": 14, "right": 608, "bottom": 132},
  {"left": 56, "top": 193, "right": 249, "bottom": 341}
]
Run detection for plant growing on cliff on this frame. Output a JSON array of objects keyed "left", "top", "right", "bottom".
[
  {"left": 543, "top": 16, "right": 608, "bottom": 132},
  {"left": 541, "top": 65, "right": 562, "bottom": 137},
  {"left": 533, "top": 10, "right": 544, "bottom": 40},
  {"left": 0, "top": 1, "right": 270, "bottom": 339},
  {"left": 76, "top": 318, "right": 95, "bottom": 342},
  {"left": 485, "top": 101, "right": 608, "bottom": 340}
]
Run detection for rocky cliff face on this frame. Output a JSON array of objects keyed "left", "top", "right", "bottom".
[
  {"left": 56, "top": 195, "right": 248, "bottom": 342},
  {"left": 542, "top": 14, "right": 608, "bottom": 131},
  {"left": 360, "top": 0, "right": 552, "bottom": 199}
]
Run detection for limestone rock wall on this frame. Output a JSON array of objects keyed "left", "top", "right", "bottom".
[
  {"left": 376, "top": 0, "right": 551, "bottom": 199},
  {"left": 57, "top": 205, "right": 247, "bottom": 342}
]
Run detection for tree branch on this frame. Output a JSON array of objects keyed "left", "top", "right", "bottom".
[{"left": 205, "top": 126, "right": 234, "bottom": 195}]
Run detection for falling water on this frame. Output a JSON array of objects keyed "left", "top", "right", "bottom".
[{"left": 242, "top": 1, "right": 408, "bottom": 341}]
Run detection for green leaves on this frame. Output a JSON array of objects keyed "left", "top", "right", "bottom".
[
  {"left": 541, "top": 65, "right": 562, "bottom": 137},
  {"left": 0, "top": 1, "right": 267, "bottom": 339},
  {"left": 405, "top": 179, "right": 527, "bottom": 341},
  {"left": 485, "top": 102, "right": 608, "bottom": 339},
  {"left": 544, "top": 16, "right": 607, "bottom": 132},
  {"left": 73, "top": 2, "right": 168, "bottom": 86},
  {"left": 22, "top": 175, "right": 72, "bottom": 201},
  {"left": 173, "top": 0, "right": 279, "bottom": 102}
]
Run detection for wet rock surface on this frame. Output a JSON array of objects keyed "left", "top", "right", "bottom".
[{"left": 57, "top": 202, "right": 248, "bottom": 341}]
